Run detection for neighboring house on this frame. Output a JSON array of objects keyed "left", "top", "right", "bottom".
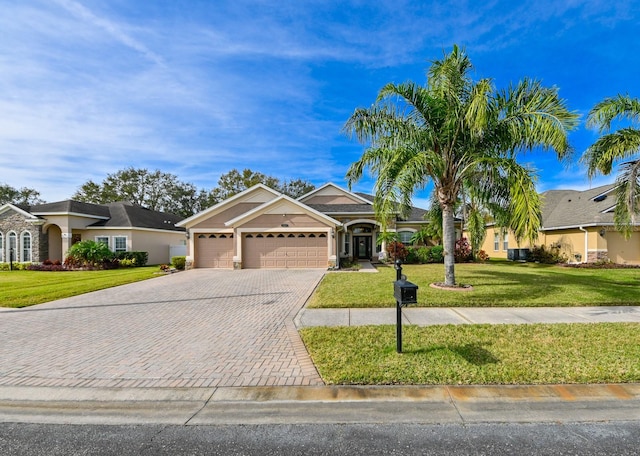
[
  {"left": 177, "top": 183, "right": 431, "bottom": 269},
  {"left": 0, "top": 200, "right": 186, "bottom": 265},
  {"left": 479, "top": 184, "right": 640, "bottom": 264}
]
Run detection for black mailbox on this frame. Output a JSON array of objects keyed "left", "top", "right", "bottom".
[{"left": 394, "top": 279, "right": 418, "bottom": 306}]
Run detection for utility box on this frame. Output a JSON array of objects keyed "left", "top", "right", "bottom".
[{"left": 394, "top": 279, "right": 418, "bottom": 306}]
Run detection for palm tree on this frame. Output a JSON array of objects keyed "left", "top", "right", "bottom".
[
  {"left": 344, "top": 46, "right": 578, "bottom": 286},
  {"left": 582, "top": 94, "right": 640, "bottom": 238}
]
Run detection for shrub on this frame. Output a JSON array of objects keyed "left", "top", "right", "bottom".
[
  {"left": 386, "top": 241, "right": 408, "bottom": 262},
  {"left": 430, "top": 245, "right": 444, "bottom": 263},
  {"left": 454, "top": 237, "right": 473, "bottom": 263},
  {"left": 416, "top": 246, "right": 432, "bottom": 263},
  {"left": 65, "top": 240, "right": 114, "bottom": 269},
  {"left": 529, "top": 244, "right": 567, "bottom": 264},
  {"left": 26, "top": 262, "right": 67, "bottom": 271},
  {"left": 118, "top": 258, "right": 137, "bottom": 268},
  {"left": 405, "top": 247, "right": 420, "bottom": 264},
  {"left": 477, "top": 250, "right": 490, "bottom": 262},
  {"left": 115, "top": 251, "right": 148, "bottom": 267},
  {"left": 171, "top": 256, "right": 186, "bottom": 270}
]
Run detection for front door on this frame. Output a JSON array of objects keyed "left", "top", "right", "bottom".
[{"left": 353, "top": 236, "right": 372, "bottom": 260}]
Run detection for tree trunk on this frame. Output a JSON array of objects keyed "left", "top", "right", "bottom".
[{"left": 442, "top": 203, "right": 456, "bottom": 286}]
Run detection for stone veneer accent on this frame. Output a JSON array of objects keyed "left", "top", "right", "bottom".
[
  {"left": 587, "top": 250, "right": 608, "bottom": 263},
  {"left": 0, "top": 211, "right": 46, "bottom": 262}
]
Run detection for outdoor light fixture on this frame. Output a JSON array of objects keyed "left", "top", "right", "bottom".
[{"left": 599, "top": 228, "right": 606, "bottom": 237}]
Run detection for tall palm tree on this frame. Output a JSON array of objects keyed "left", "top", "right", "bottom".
[
  {"left": 344, "top": 46, "right": 578, "bottom": 286},
  {"left": 582, "top": 94, "right": 640, "bottom": 238}
]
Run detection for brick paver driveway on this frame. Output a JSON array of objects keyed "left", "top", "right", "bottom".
[{"left": 0, "top": 269, "right": 325, "bottom": 388}]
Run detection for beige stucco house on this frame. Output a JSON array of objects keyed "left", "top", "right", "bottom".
[
  {"left": 177, "top": 183, "right": 430, "bottom": 269},
  {"left": 0, "top": 200, "right": 186, "bottom": 265},
  {"left": 479, "top": 184, "right": 640, "bottom": 264}
]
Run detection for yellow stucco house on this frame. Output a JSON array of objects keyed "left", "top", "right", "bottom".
[{"left": 479, "top": 184, "right": 640, "bottom": 265}]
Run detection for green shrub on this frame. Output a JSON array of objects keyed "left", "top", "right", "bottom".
[
  {"left": 115, "top": 251, "right": 148, "bottom": 266},
  {"left": 529, "top": 244, "right": 567, "bottom": 264},
  {"left": 118, "top": 258, "right": 136, "bottom": 268},
  {"left": 171, "top": 256, "right": 186, "bottom": 270},
  {"left": 65, "top": 240, "right": 115, "bottom": 269},
  {"left": 405, "top": 247, "right": 420, "bottom": 264},
  {"left": 430, "top": 245, "right": 444, "bottom": 263},
  {"left": 416, "top": 246, "right": 432, "bottom": 264}
]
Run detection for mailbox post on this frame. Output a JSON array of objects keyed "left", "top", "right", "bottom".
[{"left": 393, "top": 259, "right": 418, "bottom": 353}]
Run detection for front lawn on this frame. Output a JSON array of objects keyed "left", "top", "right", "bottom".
[
  {"left": 308, "top": 261, "right": 640, "bottom": 307},
  {"left": 300, "top": 323, "right": 640, "bottom": 385},
  {"left": 0, "top": 267, "right": 161, "bottom": 308}
]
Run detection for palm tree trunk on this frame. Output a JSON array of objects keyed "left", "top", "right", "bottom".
[{"left": 442, "top": 203, "right": 456, "bottom": 286}]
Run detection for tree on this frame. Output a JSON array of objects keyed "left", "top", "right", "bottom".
[
  {"left": 582, "top": 94, "right": 640, "bottom": 238},
  {"left": 344, "top": 46, "right": 578, "bottom": 286},
  {"left": 210, "top": 169, "right": 315, "bottom": 201},
  {"left": 0, "top": 184, "right": 44, "bottom": 206},
  {"left": 72, "top": 168, "right": 212, "bottom": 218}
]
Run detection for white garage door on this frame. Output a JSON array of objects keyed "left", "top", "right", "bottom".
[
  {"left": 195, "top": 233, "right": 233, "bottom": 268},
  {"left": 243, "top": 232, "right": 327, "bottom": 268}
]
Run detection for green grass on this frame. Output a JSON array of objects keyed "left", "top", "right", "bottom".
[
  {"left": 300, "top": 323, "right": 640, "bottom": 385},
  {"left": 0, "top": 267, "right": 162, "bottom": 308},
  {"left": 308, "top": 261, "right": 640, "bottom": 307}
]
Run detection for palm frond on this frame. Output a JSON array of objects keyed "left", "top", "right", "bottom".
[{"left": 587, "top": 94, "right": 640, "bottom": 132}]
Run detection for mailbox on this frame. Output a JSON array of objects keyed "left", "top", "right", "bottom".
[{"left": 394, "top": 279, "right": 418, "bottom": 306}]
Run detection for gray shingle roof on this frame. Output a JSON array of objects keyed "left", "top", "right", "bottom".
[
  {"left": 30, "top": 200, "right": 184, "bottom": 231},
  {"left": 30, "top": 200, "right": 110, "bottom": 218},
  {"left": 306, "top": 192, "right": 427, "bottom": 222},
  {"left": 541, "top": 184, "right": 617, "bottom": 229}
]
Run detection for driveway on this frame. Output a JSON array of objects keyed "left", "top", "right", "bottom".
[{"left": 0, "top": 269, "right": 325, "bottom": 388}]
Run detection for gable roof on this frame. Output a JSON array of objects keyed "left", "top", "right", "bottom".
[
  {"left": 541, "top": 184, "right": 619, "bottom": 229},
  {"left": 225, "top": 194, "right": 342, "bottom": 228},
  {"left": 0, "top": 203, "right": 41, "bottom": 220},
  {"left": 298, "top": 182, "right": 372, "bottom": 204},
  {"left": 176, "top": 184, "right": 280, "bottom": 227}
]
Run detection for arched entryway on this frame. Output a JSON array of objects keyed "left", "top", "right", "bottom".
[
  {"left": 342, "top": 219, "right": 382, "bottom": 261},
  {"left": 45, "top": 224, "right": 63, "bottom": 262}
]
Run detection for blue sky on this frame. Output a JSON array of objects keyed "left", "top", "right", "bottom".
[{"left": 1, "top": 1, "right": 639, "bottom": 207}]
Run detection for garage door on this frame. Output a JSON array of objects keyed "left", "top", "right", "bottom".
[
  {"left": 195, "top": 233, "right": 233, "bottom": 268},
  {"left": 243, "top": 233, "right": 327, "bottom": 268}
]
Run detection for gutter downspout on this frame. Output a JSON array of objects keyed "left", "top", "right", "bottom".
[{"left": 578, "top": 226, "right": 587, "bottom": 263}]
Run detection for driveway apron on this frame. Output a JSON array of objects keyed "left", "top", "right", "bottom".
[{"left": 0, "top": 269, "right": 325, "bottom": 388}]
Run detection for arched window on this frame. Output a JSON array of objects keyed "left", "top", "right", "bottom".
[
  {"left": 209, "top": 234, "right": 217, "bottom": 238},
  {"left": 246, "top": 234, "right": 254, "bottom": 238},
  {"left": 8, "top": 232, "right": 17, "bottom": 262},
  {"left": 298, "top": 234, "right": 305, "bottom": 237},
  {"left": 398, "top": 231, "right": 413, "bottom": 245},
  {"left": 21, "top": 231, "right": 32, "bottom": 262},
  {"left": 219, "top": 234, "right": 227, "bottom": 238},
  {"left": 0, "top": 233, "right": 4, "bottom": 262},
  {"left": 198, "top": 234, "right": 206, "bottom": 239}
]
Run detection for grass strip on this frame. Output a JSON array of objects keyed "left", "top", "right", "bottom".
[
  {"left": 308, "top": 261, "right": 640, "bottom": 307},
  {"left": 0, "top": 267, "right": 161, "bottom": 308},
  {"left": 300, "top": 323, "right": 640, "bottom": 385}
]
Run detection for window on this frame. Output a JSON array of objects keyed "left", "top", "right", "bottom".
[
  {"left": 21, "top": 232, "right": 32, "bottom": 262},
  {"left": 398, "top": 231, "right": 413, "bottom": 245},
  {"left": 344, "top": 233, "right": 350, "bottom": 254},
  {"left": 8, "top": 232, "right": 17, "bottom": 261},
  {"left": 493, "top": 232, "right": 499, "bottom": 251},
  {"left": 503, "top": 232, "right": 508, "bottom": 251},
  {"left": 96, "top": 236, "right": 109, "bottom": 246},
  {"left": 0, "top": 233, "right": 3, "bottom": 262},
  {"left": 113, "top": 236, "right": 127, "bottom": 253}
]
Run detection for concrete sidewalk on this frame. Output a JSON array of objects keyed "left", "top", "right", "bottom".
[
  {"left": 296, "top": 306, "right": 640, "bottom": 327},
  {"left": 1, "top": 383, "right": 639, "bottom": 425}
]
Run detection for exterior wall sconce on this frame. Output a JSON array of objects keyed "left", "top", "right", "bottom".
[
  {"left": 185, "top": 231, "right": 190, "bottom": 239},
  {"left": 599, "top": 228, "right": 606, "bottom": 237}
]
